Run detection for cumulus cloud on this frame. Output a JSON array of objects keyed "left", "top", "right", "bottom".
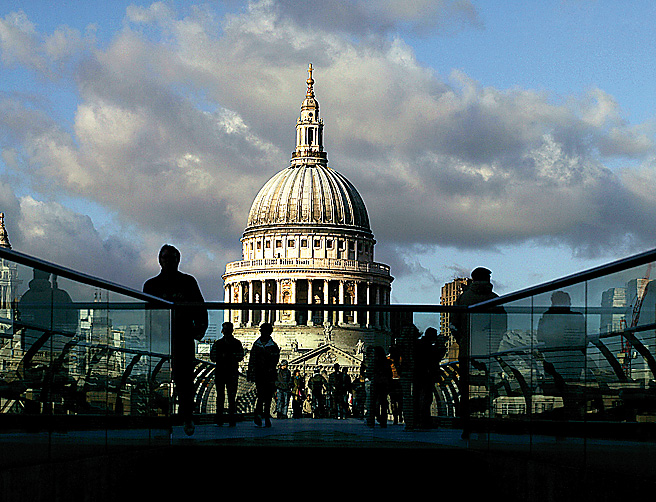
[
  {"left": 0, "top": 0, "right": 655, "bottom": 300},
  {"left": 265, "top": 0, "right": 481, "bottom": 37},
  {"left": 0, "top": 10, "right": 93, "bottom": 78}
]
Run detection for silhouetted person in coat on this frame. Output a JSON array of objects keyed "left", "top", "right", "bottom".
[
  {"left": 247, "top": 323, "right": 280, "bottom": 427},
  {"left": 329, "top": 363, "right": 346, "bottom": 419},
  {"left": 18, "top": 270, "right": 77, "bottom": 352},
  {"left": 367, "top": 346, "right": 393, "bottom": 428},
  {"left": 143, "top": 244, "right": 208, "bottom": 436},
  {"left": 210, "top": 322, "right": 244, "bottom": 426},
  {"left": 414, "top": 327, "right": 446, "bottom": 428},
  {"left": 452, "top": 267, "right": 506, "bottom": 438},
  {"left": 537, "top": 291, "right": 586, "bottom": 381}
]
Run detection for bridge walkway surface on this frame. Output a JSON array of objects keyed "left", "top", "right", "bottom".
[{"left": 3, "top": 418, "right": 655, "bottom": 501}]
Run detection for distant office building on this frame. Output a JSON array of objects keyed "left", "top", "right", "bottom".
[
  {"left": 600, "top": 287, "right": 627, "bottom": 334},
  {"left": 440, "top": 277, "right": 470, "bottom": 361},
  {"left": 78, "top": 294, "right": 125, "bottom": 379},
  {"left": 222, "top": 65, "right": 393, "bottom": 374}
]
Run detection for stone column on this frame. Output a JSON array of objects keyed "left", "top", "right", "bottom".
[
  {"left": 366, "top": 282, "right": 371, "bottom": 328},
  {"left": 307, "top": 279, "right": 313, "bottom": 326},
  {"left": 224, "top": 284, "right": 231, "bottom": 327},
  {"left": 247, "top": 280, "right": 254, "bottom": 326},
  {"left": 323, "top": 279, "right": 329, "bottom": 324},
  {"left": 385, "top": 286, "right": 391, "bottom": 329},
  {"left": 291, "top": 278, "right": 297, "bottom": 325},
  {"left": 274, "top": 279, "right": 281, "bottom": 325},
  {"left": 353, "top": 281, "right": 359, "bottom": 325},
  {"left": 261, "top": 279, "right": 267, "bottom": 324},
  {"left": 338, "top": 280, "right": 345, "bottom": 325},
  {"left": 237, "top": 282, "right": 244, "bottom": 326},
  {"left": 375, "top": 285, "right": 380, "bottom": 328}
]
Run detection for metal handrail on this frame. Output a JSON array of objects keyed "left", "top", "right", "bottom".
[
  {"left": 470, "top": 247, "right": 656, "bottom": 309},
  {"left": 5, "top": 244, "right": 655, "bottom": 313},
  {"left": 0, "top": 247, "right": 172, "bottom": 306}
]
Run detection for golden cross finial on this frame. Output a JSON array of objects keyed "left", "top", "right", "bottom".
[{"left": 306, "top": 63, "right": 314, "bottom": 96}]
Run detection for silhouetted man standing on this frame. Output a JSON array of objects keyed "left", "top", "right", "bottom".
[
  {"left": 144, "top": 244, "right": 208, "bottom": 436},
  {"left": 537, "top": 291, "right": 586, "bottom": 381},
  {"left": 248, "top": 323, "right": 280, "bottom": 427},
  {"left": 452, "top": 267, "right": 506, "bottom": 438},
  {"left": 210, "top": 322, "right": 244, "bottom": 426},
  {"left": 414, "top": 327, "right": 447, "bottom": 428}
]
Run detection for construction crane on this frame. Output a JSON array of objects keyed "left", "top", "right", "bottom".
[{"left": 620, "top": 263, "right": 652, "bottom": 376}]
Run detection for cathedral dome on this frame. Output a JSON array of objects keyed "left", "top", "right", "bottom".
[
  {"left": 223, "top": 64, "right": 393, "bottom": 352},
  {"left": 245, "top": 63, "right": 370, "bottom": 234},
  {"left": 246, "top": 164, "right": 370, "bottom": 231}
]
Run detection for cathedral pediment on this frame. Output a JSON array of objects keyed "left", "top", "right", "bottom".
[{"left": 287, "top": 343, "right": 362, "bottom": 372}]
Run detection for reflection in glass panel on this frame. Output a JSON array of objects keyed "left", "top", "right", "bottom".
[
  {"left": 587, "top": 261, "right": 656, "bottom": 424},
  {"left": 0, "top": 258, "right": 171, "bottom": 421},
  {"left": 530, "top": 286, "right": 588, "bottom": 421}
]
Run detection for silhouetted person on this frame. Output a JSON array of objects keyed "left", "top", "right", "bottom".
[
  {"left": 367, "top": 346, "right": 392, "bottom": 428},
  {"left": 275, "top": 359, "right": 292, "bottom": 419},
  {"left": 302, "top": 393, "right": 313, "bottom": 417},
  {"left": 247, "top": 323, "right": 280, "bottom": 427},
  {"left": 143, "top": 244, "right": 208, "bottom": 436},
  {"left": 387, "top": 345, "right": 403, "bottom": 425},
  {"left": 322, "top": 368, "right": 331, "bottom": 412},
  {"left": 414, "top": 327, "right": 446, "bottom": 428},
  {"left": 308, "top": 367, "right": 326, "bottom": 418},
  {"left": 328, "top": 363, "right": 346, "bottom": 419},
  {"left": 291, "top": 369, "right": 305, "bottom": 418},
  {"left": 341, "top": 367, "right": 352, "bottom": 417},
  {"left": 351, "top": 368, "right": 366, "bottom": 419},
  {"left": 17, "top": 269, "right": 78, "bottom": 414},
  {"left": 18, "top": 270, "right": 77, "bottom": 352},
  {"left": 453, "top": 267, "right": 506, "bottom": 356},
  {"left": 452, "top": 267, "right": 507, "bottom": 437},
  {"left": 210, "top": 322, "right": 244, "bottom": 426},
  {"left": 537, "top": 291, "right": 586, "bottom": 381}
]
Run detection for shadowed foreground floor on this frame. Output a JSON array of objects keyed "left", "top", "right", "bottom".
[{"left": 2, "top": 418, "right": 655, "bottom": 501}]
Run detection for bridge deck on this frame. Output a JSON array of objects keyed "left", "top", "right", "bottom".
[{"left": 3, "top": 418, "right": 656, "bottom": 501}]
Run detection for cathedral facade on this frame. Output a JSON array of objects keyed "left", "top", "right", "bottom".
[{"left": 222, "top": 65, "right": 393, "bottom": 371}]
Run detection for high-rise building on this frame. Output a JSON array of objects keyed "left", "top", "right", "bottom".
[
  {"left": 440, "top": 277, "right": 470, "bottom": 361},
  {"left": 222, "top": 65, "right": 393, "bottom": 371},
  {"left": 600, "top": 287, "right": 627, "bottom": 335}
]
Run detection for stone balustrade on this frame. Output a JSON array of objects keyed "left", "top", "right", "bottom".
[{"left": 224, "top": 257, "right": 391, "bottom": 276}]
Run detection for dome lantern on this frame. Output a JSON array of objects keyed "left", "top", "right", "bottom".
[
  {"left": 246, "top": 65, "right": 370, "bottom": 232},
  {"left": 294, "top": 63, "right": 324, "bottom": 162}
]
